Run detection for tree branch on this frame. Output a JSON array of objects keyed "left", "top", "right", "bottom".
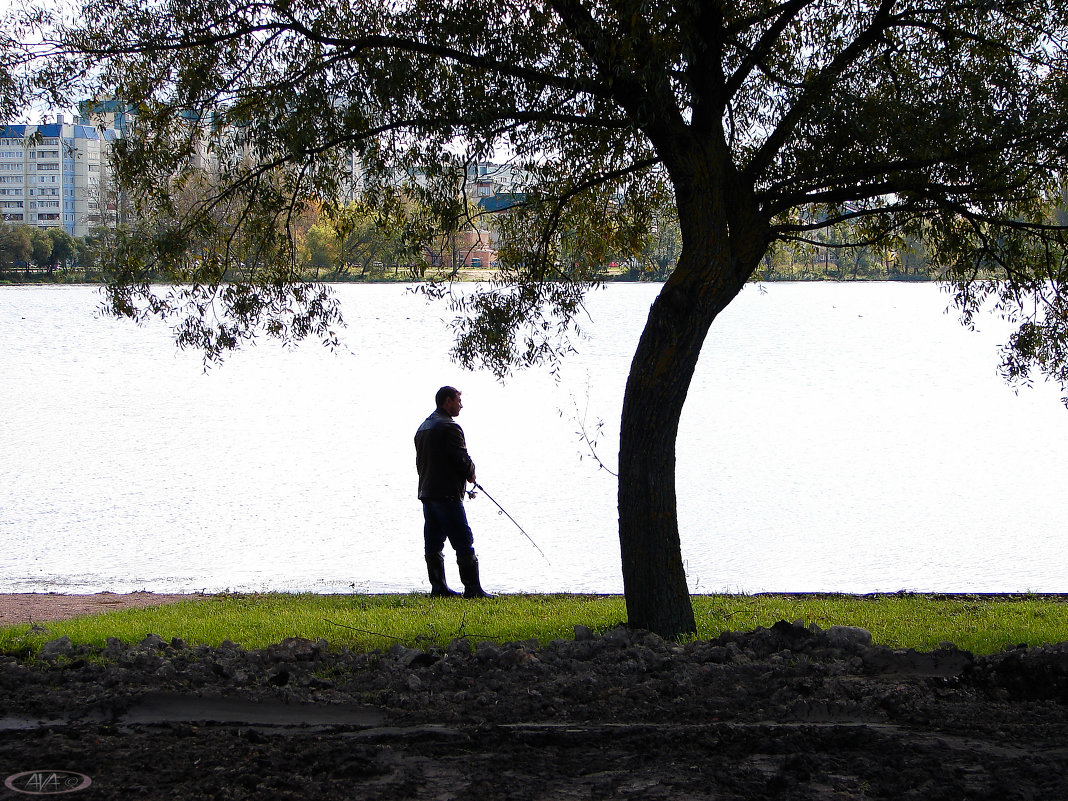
[{"left": 743, "top": 0, "right": 896, "bottom": 182}]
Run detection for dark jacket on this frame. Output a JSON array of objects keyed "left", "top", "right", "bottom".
[{"left": 415, "top": 410, "right": 476, "bottom": 500}]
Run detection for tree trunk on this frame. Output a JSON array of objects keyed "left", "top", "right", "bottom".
[{"left": 617, "top": 150, "right": 766, "bottom": 638}]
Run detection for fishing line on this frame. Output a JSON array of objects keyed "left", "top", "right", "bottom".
[{"left": 470, "top": 482, "right": 550, "bottom": 564}]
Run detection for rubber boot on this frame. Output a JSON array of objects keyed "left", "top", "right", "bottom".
[
  {"left": 457, "top": 553, "right": 496, "bottom": 599},
  {"left": 425, "top": 552, "right": 461, "bottom": 597}
]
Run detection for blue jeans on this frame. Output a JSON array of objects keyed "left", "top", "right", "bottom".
[{"left": 421, "top": 499, "right": 475, "bottom": 559}]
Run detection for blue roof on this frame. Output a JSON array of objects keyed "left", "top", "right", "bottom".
[
  {"left": 0, "top": 123, "right": 101, "bottom": 140},
  {"left": 478, "top": 193, "right": 526, "bottom": 213}
]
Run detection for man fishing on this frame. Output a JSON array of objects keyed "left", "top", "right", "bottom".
[{"left": 414, "top": 386, "right": 494, "bottom": 599}]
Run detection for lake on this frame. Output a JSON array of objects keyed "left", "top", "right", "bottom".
[{"left": 1, "top": 282, "right": 1065, "bottom": 596}]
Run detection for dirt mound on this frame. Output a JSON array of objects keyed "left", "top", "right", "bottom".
[{"left": 2, "top": 621, "right": 1068, "bottom": 799}]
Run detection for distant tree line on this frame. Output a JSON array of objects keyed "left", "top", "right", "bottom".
[
  {"left": 5, "top": 194, "right": 1053, "bottom": 284},
  {"left": 0, "top": 223, "right": 105, "bottom": 282},
  {"left": 606, "top": 211, "right": 935, "bottom": 282}
]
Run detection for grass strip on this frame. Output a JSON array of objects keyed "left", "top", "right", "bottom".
[{"left": 1, "top": 593, "right": 1065, "bottom": 657}]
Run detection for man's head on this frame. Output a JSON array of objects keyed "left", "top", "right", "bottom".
[{"left": 435, "top": 386, "right": 463, "bottom": 417}]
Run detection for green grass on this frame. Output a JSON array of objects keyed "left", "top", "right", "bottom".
[
  {"left": 694, "top": 593, "right": 1068, "bottom": 653},
  {"left": 1, "top": 593, "right": 1066, "bottom": 658}
]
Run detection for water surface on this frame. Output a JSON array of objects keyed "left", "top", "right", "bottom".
[{"left": 1, "top": 282, "right": 1064, "bottom": 595}]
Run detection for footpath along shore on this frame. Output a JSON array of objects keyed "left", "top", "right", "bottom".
[{"left": 0, "top": 592, "right": 205, "bottom": 625}]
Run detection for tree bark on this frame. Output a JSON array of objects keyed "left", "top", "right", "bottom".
[{"left": 618, "top": 147, "right": 766, "bottom": 638}]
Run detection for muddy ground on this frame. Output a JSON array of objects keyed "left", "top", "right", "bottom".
[{"left": 2, "top": 620, "right": 1068, "bottom": 799}]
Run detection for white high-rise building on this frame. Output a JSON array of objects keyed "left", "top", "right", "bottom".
[{"left": 0, "top": 111, "right": 123, "bottom": 237}]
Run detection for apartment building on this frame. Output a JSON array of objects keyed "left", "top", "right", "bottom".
[{"left": 0, "top": 112, "right": 122, "bottom": 237}]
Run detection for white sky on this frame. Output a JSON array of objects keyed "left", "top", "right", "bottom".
[{"left": 3, "top": 0, "right": 83, "bottom": 122}]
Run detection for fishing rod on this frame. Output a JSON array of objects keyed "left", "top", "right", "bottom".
[{"left": 469, "top": 482, "right": 550, "bottom": 564}]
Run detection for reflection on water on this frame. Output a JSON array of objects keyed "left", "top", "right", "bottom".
[{"left": 1, "top": 282, "right": 1065, "bottom": 595}]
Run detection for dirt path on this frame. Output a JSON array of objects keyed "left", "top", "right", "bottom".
[{"left": 0, "top": 592, "right": 201, "bottom": 625}]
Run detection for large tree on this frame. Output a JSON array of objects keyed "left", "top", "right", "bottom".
[{"left": 20, "top": 1, "right": 1068, "bottom": 636}]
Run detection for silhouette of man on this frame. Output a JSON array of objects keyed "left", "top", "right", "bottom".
[{"left": 414, "top": 386, "right": 494, "bottom": 598}]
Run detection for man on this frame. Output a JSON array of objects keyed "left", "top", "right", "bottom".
[{"left": 414, "top": 386, "right": 494, "bottom": 599}]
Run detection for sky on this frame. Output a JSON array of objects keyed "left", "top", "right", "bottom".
[{"left": 3, "top": 0, "right": 84, "bottom": 122}]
